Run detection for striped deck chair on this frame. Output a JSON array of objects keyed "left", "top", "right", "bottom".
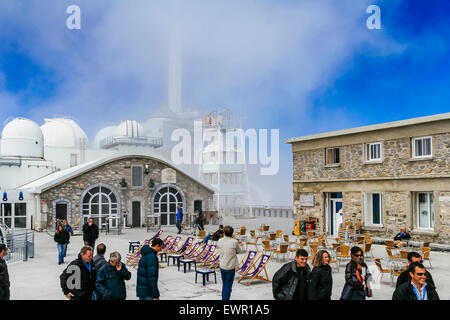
[
  {"left": 179, "top": 243, "right": 209, "bottom": 265},
  {"left": 159, "top": 236, "right": 181, "bottom": 261},
  {"left": 167, "top": 237, "right": 195, "bottom": 264},
  {"left": 197, "top": 253, "right": 220, "bottom": 269},
  {"left": 128, "top": 234, "right": 171, "bottom": 269},
  {"left": 236, "top": 250, "right": 259, "bottom": 275},
  {"left": 193, "top": 244, "right": 217, "bottom": 263},
  {"left": 125, "top": 229, "right": 164, "bottom": 265},
  {"left": 237, "top": 254, "right": 272, "bottom": 286},
  {"left": 182, "top": 242, "right": 204, "bottom": 259}
]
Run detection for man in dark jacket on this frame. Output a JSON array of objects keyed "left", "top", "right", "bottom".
[
  {"left": 393, "top": 262, "right": 439, "bottom": 300},
  {"left": 393, "top": 227, "right": 411, "bottom": 248},
  {"left": 137, "top": 238, "right": 164, "bottom": 300},
  {"left": 62, "top": 220, "right": 74, "bottom": 258},
  {"left": 93, "top": 243, "right": 107, "bottom": 271},
  {"left": 272, "top": 249, "right": 311, "bottom": 300},
  {"left": 96, "top": 252, "right": 132, "bottom": 300},
  {"left": 396, "top": 251, "right": 434, "bottom": 288},
  {"left": 0, "top": 244, "right": 10, "bottom": 300},
  {"left": 83, "top": 218, "right": 99, "bottom": 249},
  {"left": 60, "top": 246, "right": 97, "bottom": 300},
  {"left": 202, "top": 225, "right": 224, "bottom": 244}
]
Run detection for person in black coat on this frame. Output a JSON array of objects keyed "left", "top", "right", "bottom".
[
  {"left": 396, "top": 251, "right": 434, "bottom": 288},
  {"left": 340, "top": 246, "right": 372, "bottom": 300},
  {"left": 62, "top": 219, "right": 74, "bottom": 258},
  {"left": 96, "top": 252, "right": 132, "bottom": 300},
  {"left": 309, "top": 250, "right": 333, "bottom": 300},
  {"left": 82, "top": 218, "right": 99, "bottom": 249},
  {"left": 272, "top": 249, "right": 311, "bottom": 300},
  {"left": 393, "top": 227, "right": 411, "bottom": 248},
  {"left": 136, "top": 238, "right": 164, "bottom": 300},
  {"left": 54, "top": 225, "right": 70, "bottom": 265},
  {"left": 0, "top": 244, "right": 10, "bottom": 301},
  {"left": 60, "top": 246, "right": 97, "bottom": 300},
  {"left": 393, "top": 262, "right": 439, "bottom": 300}
]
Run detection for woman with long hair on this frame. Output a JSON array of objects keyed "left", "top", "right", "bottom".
[
  {"left": 54, "top": 225, "right": 70, "bottom": 265},
  {"left": 309, "top": 250, "right": 333, "bottom": 300},
  {"left": 340, "top": 246, "right": 372, "bottom": 300}
]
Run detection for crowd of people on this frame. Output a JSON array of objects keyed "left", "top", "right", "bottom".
[
  {"left": 271, "top": 246, "right": 439, "bottom": 300},
  {"left": 0, "top": 221, "right": 443, "bottom": 300}
]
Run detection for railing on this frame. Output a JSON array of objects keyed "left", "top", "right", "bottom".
[
  {"left": 99, "top": 135, "right": 163, "bottom": 149},
  {"left": 0, "top": 228, "right": 35, "bottom": 263}
]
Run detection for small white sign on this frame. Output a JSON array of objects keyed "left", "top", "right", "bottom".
[
  {"left": 300, "top": 194, "right": 314, "bottom": 207},
  {"left": 162, "top": 168, "right": 176, "bottom": 184}
]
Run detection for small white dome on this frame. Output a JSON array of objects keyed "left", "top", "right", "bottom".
[
  {"left": 93, "top": 126, "right": 117, "bottom": 149},
  {"left": 0, "top": 118, "right": 44, "bottom": 158},
  {"left": 41, "top": 118, "right": 88, "bottom": 148},
  {"left": 115, "top": 120, "right": 144, "bottom": 138}
]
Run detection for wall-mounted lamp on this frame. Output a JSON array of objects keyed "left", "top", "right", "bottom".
[
  {"left": 120, "top": 178, "right": 128, "bottom": 189},
  {"left": 148, "top": 179, "right": 155, "bottom": 190},
  {"left": 2, "top": 192, "right": 7, "bottom": 201},
  {"left": 144, "top": 164, "right": 150, "bottom": 174},
  {"left": 19, "top": 191, "right": 24, "bottom": 201}
]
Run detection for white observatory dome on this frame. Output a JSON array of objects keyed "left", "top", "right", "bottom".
[
  {"left": 93, "top": 126, "right": 117, "bottom": 149},
  {"left": 0, "top": 118, "right": 44, "bottom": 158},
  {"left": 41, "top": 118, "right": 89, "bottom": 148},
  {"left": 115, "top": 120, "right": 145, "bottom": 138}
]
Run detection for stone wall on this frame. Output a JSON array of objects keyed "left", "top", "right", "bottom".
[
  {"left": 293, "top": 133, "right": 450, "bottom": 181},
  {"left": 39, "top": 156, "right": 214, "bottom": 230}
]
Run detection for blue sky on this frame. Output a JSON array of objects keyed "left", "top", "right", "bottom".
[{"left": 0, "top": 0, "right": 449, "bottom": 205}]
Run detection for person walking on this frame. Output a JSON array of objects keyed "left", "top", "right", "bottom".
[
  {"left": 396, "top": 251, "right": 435, "bottom": 288},
  {"left": 62, "top": 219, "right": 74, "bottom": 258},
  {"left": 0, "top": 244, "right": 10, "bottom": 301},
  {"left": 217, "top": 226, "right": 242, "bottom": 300},
  {"left": 136, "top": 238, "right": 164, "bottom": 300},
  {"left": 95, "top": 252, "right": 132, "bottom": 300},
  {"left": 309, "top": 250, "right": 333, "bottom": 300},
  {"left": 93, "top": 243, "right": 107, "bottom": 271},
  {"left": 196, "top": 210, "right": 205, "bottom": 231},
  {"left": 54, "top": 225, "right": 70, "bottom": 265},
  {"left": 202, "top": 225, "right": 224, "bottom": 244},
  {"left": 60, "top": 246, "right": 97, "bottom": 300},
  {"left": 272, "top": 249, "right": 311, "bottom": 300},
  {"left": 340, "top": 246, "right": 372, "bottom": 300},
  {"left": 83, "top": 218, "right": 99, "bottom": 249},
  {"left": 176, "top": 206, "right": 183, "bottom": 234},
  {"left": 392, "top": 262, "right": 439, "bottom": 300}
]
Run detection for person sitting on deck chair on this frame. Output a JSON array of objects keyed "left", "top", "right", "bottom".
[{"left": 202, "top": 225, "right": 224, "bottom": 244}]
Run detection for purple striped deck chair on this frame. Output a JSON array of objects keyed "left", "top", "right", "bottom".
[
  {"left": 198, "top": 253, "right": 220, "bottom": 269},
  {"left": 236, "top": 250, "right": 259, "bottom": 274},
  {"left": 169, "top": 237, "right": 194, "bottom": 258},
  {"left": 183, "top": 242, "right": 204, "bottom": 258},
  {"left": 237, "top": 254, "right": 272, "bottom": 286},
  {"left": 125, "top": 230, "right": 166, "bottom": 266},
  {"left": 180, "top": 243, "right": 208, "bottom": 265},
  {"left": 161, "top": 236, "right": 181, "bottom": 254},
  {"left": 194, "top": 245, "right": 217, "bottom": 263}
]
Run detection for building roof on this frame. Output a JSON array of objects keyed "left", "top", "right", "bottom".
[
  {"left": 285, "top": 112, "right": 450, "bottom": 144},
  {"left": 19, "top": 151, "right": 216, "bottom": 194}
]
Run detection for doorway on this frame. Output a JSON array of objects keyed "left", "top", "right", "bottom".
[
  {"left": 56, "top": 203, "right": 67, "bottom": 221},
  {"left": 194, "top": 200, "right": 203, "bottom": 213},
  {"left": 325, "top": 192, "right": 343, "bottom": 236},
  {"left": 132, "top": 201, "right": 141, "bottom": 228}
]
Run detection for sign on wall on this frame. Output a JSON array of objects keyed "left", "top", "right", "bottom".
[
  {"left": 162, "top": 168, "right": 176, "bottom": 184},
  {"left": 300, "top": 194, "right": 314, "bottom": 207}
]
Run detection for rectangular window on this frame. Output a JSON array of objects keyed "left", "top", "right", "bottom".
[
  {"left": 1, "top": 203, "right": 12, "bottom": 228},
  {"left": 326, "top": 147, "right": 340, "bottom": 165},
  {"left": 412, "top": 137, "right": 432, "bottom": 158},
  {"left": 132, "top": 166, "right": 143, "bottom": 187},
  {"left": 365, "top": 142, "right": 382, "bottom": 162},
  {"left": 415, "top": 192, "right": 434, "bottom": 229},
  {"left": 364, "top": 193, "right": 382, "bottom": 226}
]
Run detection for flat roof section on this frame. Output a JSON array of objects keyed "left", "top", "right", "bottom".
[{"left": 285, "top": 112, "right": 450, "bottom": 144}]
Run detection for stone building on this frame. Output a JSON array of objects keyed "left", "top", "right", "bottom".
[
  {"left": 285, "top": 113, "right": 450, "bottom": 244},
  {"left": 20, "top": 153, "right": 215, "bottom": 230}
]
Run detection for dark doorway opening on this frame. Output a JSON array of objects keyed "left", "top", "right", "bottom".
[
  {"left": 56, "top": 203, "right": 68, "bottom": 221},
  {"left": 132, "top": 201, "right": 141, "bottom": 228},
  {"left": 194, "top": 200, "right": 203, "bottom": 213}
]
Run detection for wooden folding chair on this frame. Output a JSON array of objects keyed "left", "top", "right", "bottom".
[
  {"left": 238, "top": 254, "right": 272, "bottom": 285},
  {"left": 420, "top": 247, "right": 432, "bottom": 269},
  {"left": 236, "top": 250, "right": 260, "bottom": 274}
]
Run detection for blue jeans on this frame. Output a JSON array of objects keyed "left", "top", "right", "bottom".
[
  {"left": 220, "top": 268, "right": 236, "bottom": 300},
  {"left": 176, "top": 220, "right": 182, "bottom": 234},
  {"left": 139, "top": 297, "right": 155, "bottom": 300},
  {"left": 57, "top": 243, "right": 67, "bottom": 263},
  {"left": 202, "top": 234, "right": 212, "bottom": 244}
]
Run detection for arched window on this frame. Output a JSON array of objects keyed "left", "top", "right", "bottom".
[
  {"left": 81, "top": 185, "right": 119, "bottom": 227},
  {"left": 153, "top": 185, "right": 184, "bottom": 226}
]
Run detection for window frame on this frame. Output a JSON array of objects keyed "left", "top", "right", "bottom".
[
  {"left": 411, "top": 136, "right": 433, "bottom": 159},
  {"left": 131, "top": 165, "right": 144, "bottom": 188},
  {"left": 365, "top": 142, "right": 383, "bottom": 163},
  {"left": 325, "top": 147, "right": 340, "bottom": 166},
  {"left": 364, "top": 192, "right": 383, "bottom": 227},
  {"left": 414, "top": 192, "right": 434, "bottom": 230}
]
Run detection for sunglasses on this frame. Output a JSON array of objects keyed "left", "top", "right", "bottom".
[
  {"left": 416, "top": 273, "right": 426, "bottom": 276},
  {"left": 354, "top": 254, "right": 363, "bottom": 257}
]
